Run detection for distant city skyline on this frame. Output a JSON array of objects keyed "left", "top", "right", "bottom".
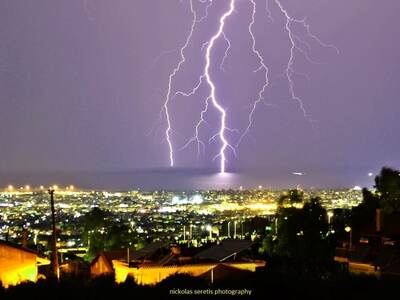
[
  {"left": 1, "top": 0, "right": 399, "bottom": 189},
  {"left": 0, "top": 166, "right": 381, "bottom": 191}
]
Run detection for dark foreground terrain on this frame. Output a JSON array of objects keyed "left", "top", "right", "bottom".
[{"left": 1, "top": 271, "right": 398, "bottom": 300}]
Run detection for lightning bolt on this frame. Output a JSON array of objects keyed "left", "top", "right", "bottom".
[
  {"left": 237, "top": 0, "right": 270, "bottom": 147},
  {"left": 275, "top": 0, "right": 309, "bottom": 119},
  {"left": 274, "top": 0, "right": 339, "bottom": 121},
  {"left": 165, "top": 0, "right": 236, "bottom": 173},
  {"left": 238, "top": 0, "right": 339, "bottom": 146},
  {"left": 204, "top": 0, "right": 236, "bottom": 173},
  {"left": 158, "top": 0, "right": 337, "bottom": 173},
  {"left": 163, "top": 0, "right": 197, "bottom": 167}
]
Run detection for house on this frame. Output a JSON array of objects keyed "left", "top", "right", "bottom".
[
  {"left": 91, "top": 240, "right": 265, "bottom": 285},
  {"left": 334, "top": 209, "right": 400, "bottom": 277},
  {"left": 0, "top": 240, "right": 50, "bottom": 288},
  {"left": 334, "top": 245, "right": 379, "bottom": 275},
  {"left": 90, "top": 242, "right": 167, "bottom": 277}
]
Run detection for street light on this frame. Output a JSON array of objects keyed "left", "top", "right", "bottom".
[
  {"left": 206, "top": 225, "right": 212, "bottom": 240},
  {"left": 189, "top": 224, "right": 194, "bottom": 240},
  {"left": 345, "top": 226, "right": 352, "bottom": 250},
  {"left": 327, "top": 211, "right": 334, "bottom": 224}
]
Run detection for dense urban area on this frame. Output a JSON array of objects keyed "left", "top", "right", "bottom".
[
  {"left": 0, "top": 186, "right": 362, "bottom": 253},
  {"left": 1, "top": 167, "right": 400, "bottom": 299}
]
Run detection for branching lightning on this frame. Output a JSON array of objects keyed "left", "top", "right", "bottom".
[
  {"left": 159, "top": 0, "right": 338, "bottom": 173},
  {"left": 220, "top": 32, "right": 231, "bottom": 72},
  {"left": 197, "top": 0, "right": 214, "bottom": 23},
  {"left": 179, "top": 96, "right": 211, "bottom": 157},
  {"left": 274, "top": 0, "right": 339, "bottom": 121},
  {"left": 163, "top": 0, "right": 197, "bottom": 167},
  {"left": 237, "top": 0, "right": 270, "bottom": 147}
]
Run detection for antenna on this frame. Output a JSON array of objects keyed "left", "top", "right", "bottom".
[{"left": 48, "top": 188, "right": 59, "bottom": 279}]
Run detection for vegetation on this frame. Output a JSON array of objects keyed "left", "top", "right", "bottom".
[
  {"left": 351, "top": 167, "right": 400, "bottom": 242},
  {"left": 277, "top": 189, "right": 304, "bottom": 207},
  {"left": 374, "top": 167, "right": 400, "bottom": 213},
  {"left": 82, "top": 207, "right": 139, "bottom": 261},
  {"left": 260, "top": 193, "right": 335, "bottom": 278}
]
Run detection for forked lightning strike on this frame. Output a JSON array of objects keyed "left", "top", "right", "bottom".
[
  {"left": 160, "top": 0, "right": 338, "bottom": 173},
  {"left": 203, "top": 0, "right": 236, "bottom": 173}
]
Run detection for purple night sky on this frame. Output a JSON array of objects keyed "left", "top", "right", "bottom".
[{"left": 0, "top": 0, "right": 399, "bottom": 190}]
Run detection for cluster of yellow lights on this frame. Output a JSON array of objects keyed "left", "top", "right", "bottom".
[
  {"left": 206, "top": 202, "right": 278, "bottom": 214},
  {"left": 4, "top": 185, "right": 75, "bottom": 193},
  {"left": 247, "top": 203, "right": 276, "bottom": 211}
]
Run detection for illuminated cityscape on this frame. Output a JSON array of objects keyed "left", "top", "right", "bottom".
[
  {"left": 0, "top": 186, "right": 362, "bottom": 250},
  {"left": 1, "top": 0, "right": 399, "bottom": 298}
]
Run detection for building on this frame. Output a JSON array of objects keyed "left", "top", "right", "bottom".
[
  {"left": 0, "top": 240, "right": 50, "bottom": 288},
  {"left": 334, "top": 210, "right": 400, "bottom": 277},
  {"left": 90, "top": 242, "right": 167, "bottom": 277},
  {"left": 91, "top": 240, "right": 265, "bottom": 285}
]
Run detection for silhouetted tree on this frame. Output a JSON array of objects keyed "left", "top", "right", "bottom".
[
  {"left": 244, "top": 216, "right": 269, "bottom": 235},
  {"left": 375, "top": 167, "right": 400, "bottom": 213},
  {"left": 351, "top": 167, "right": 400, "bottom": 240},
  {"left": 82, "top": 208, "right": 140, "bottom": 261},
  {"left": 277, "top": 189, "right": 304, "bottom": 207},
  {"left": 82, "top": 208, "right": 110, "bottom": 260},
  {"left": 264, "top": 198, "right": 334, "bottom": 277},
  {"left": 104, "top": 223, "right": 131, "bottom": 251},
  {"left": 351, "top": 188, "right": 379, "bottom": 238},
  {"left": 83, "top": 207, "right": 109, "bottom": 231}
]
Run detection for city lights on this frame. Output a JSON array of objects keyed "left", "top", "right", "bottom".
[{"left": 0, "top": 187, "right": 363, "bottom": 254}]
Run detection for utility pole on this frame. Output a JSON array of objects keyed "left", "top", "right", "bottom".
[
  {"left": 48, "top": 189, "right": 59, "bottom": 279},
  {"left": 345, "top": 226, "right": 352, "bottom": 251}
]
